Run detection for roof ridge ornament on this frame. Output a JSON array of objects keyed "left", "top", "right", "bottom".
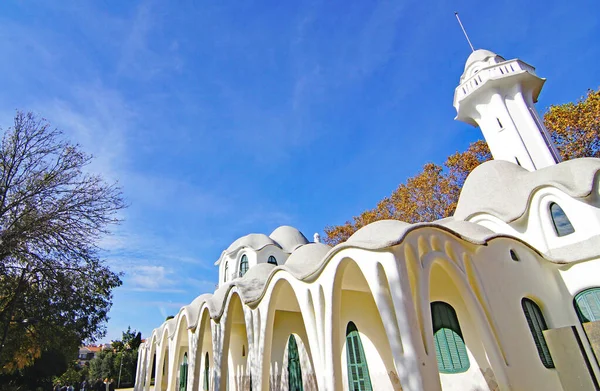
[{"left": 455, "top": 12, "right": 475, "bottom": 52}]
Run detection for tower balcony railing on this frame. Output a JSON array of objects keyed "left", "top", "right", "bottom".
[{"left": 456, "top": 59, "right": 537, "bottom": 101}]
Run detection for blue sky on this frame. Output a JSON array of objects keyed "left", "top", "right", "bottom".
[{"left": 0, "top": 0, "right": 598, "bottom": 343}]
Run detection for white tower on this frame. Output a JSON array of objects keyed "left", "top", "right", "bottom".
[{"left": 453, "top": 49, "right": 561, "bottom": 171}]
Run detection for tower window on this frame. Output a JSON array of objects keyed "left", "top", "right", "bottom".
[
  {"left": 497, "top": 118, "right": 503, "bottom": 129},
  {"left": 268, "top": 256, "right": 278, "bottom": 265},
  {"left": 224, "top": 262, "right": 228, "bottom": 283},
  {"left": 239, "top": 254, "right": 249, "bottom": 277},
  {"left": 345, "top": 322, "right": 373, "bottom": 390},
  {"left": 522, "top": 298, "right": 554, "bottom": 368},
  {"left": 431, "top": 301, "right": 470, "bottom": 373},
  {"left": 574, "top": 288, "right": 600, "bottom": 323},
  {"left": 549, "top": 202, "right": 575, "bottom": 237},
  {"left": 510, "top": 249, "right": 519, "bottom": 262}
]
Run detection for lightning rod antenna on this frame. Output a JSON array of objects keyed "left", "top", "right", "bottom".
[{"left": 454, "top": 12, "right": 475, "bottom": 52}]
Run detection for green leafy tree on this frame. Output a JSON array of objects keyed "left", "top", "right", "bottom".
[
  {"left": 89, "top": 327, "right": 142, "bottom": 386},
  {"left": 0, "top": 112, "right": 125, "bottom": 378}
]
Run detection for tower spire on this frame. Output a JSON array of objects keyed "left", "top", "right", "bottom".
[{"left": 455, "top": 12, "right": 475, "bottom": 52}]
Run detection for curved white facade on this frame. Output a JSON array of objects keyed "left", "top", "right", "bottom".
[{"left": 134, "top": 49, "right": 600, "bottom": 391}]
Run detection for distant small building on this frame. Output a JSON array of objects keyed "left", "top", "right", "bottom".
[{"left": 77, "top": 345, "right": 104, "bottom": 367}]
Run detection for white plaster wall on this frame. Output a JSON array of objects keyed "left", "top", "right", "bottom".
[
  {"left": 471, "top": 239, "right": 565, "bottom": 391},
  {"left": 256, "top": 246, "right": 289, "bottom": 266}
]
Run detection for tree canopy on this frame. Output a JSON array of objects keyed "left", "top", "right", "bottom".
[
  {"left": 324, "top": 87, "right": 600, "bottom": 245},
  {"left": 0, "top": 112, "right": 125, "bottom": 378},
  {"left": 89, "top": 327, "right": 142, "bottom": 387}
]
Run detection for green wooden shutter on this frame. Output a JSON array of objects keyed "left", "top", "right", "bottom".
[
  {"left": 179, "top": 353, "right": 188, "bottom": 391},
  {"left": 345, "top": 322, "right": 373, "bottom": 391},
  {"left": 521, "top": 298, "right": 554, "bottom": 368},
  {"left": 575, "top": 288, "right": 600, "bottom": 323},
  {"left": 431, "top": 302, "right": 470, "bottom": 374},
  {"left": 203, "top": 352, "right": 209, "bottom": 391},
  {"left": 287, "top": 335, "right": 304, "bottom": 391}
]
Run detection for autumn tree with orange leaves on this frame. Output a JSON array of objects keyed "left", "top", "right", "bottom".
[{"left": 324, "top": 88, "right": 600, "bottom": 245}]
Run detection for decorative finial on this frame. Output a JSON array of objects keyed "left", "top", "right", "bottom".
[
  {"left": 313, "top": 233, "right": 321, "bottom": 243},
  {"left": 455, "top": 12, "right": 475, "bottom": 52}
]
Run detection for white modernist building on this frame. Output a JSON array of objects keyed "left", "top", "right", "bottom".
[{"left": 134, "top": 49, "right": 600, "bottom": 391}]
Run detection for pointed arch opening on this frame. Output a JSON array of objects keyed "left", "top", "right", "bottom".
[
  {"left": 191, "top": 308, "right": 213, "bottom": 391},
  {"left": 173, "top": 315, "right": 190, "bottom": 391},
  {"left": 428, "top": 261, "right": 495, "bottom": 390},
  {"left": 204, "top": 352, "right": 210, "bottom": 391},
  {"left": 521, "top": 298, "right": 554, "bottom": 368},
  {"left": 179, "top": 353, "right": 188, "bottom": 391},
  {"left": 345, "top": 321, "right": 373, "bottom": 391},
  {"left": 333, "top": 258, "right": 397, "bottom": 390},
  {"left": 263, "top": 279, "right": 316, "bottom": 391},
  {"left": 221, "top": 293, "right": 250, "bottom": 390},
  {"left": 287, "top": 335, "right": 304, "bottom": 391},
  {"left": 431, "top": 301, "right": 470, "bottom": 373},
  {"left": 549, "top": 202, "right": 575, "bottom": 237}
]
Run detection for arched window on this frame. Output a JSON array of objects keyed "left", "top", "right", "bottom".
[
  {"left": 522, "top": 298, "right": 554, "bottom": 368},
  {"left": 179, "top": 353, "right": 188, "bottom": 391},
  {"left": 239, "top": 254, "right": 249, "bottom": 277},
  {"left": 288, "top": 335, "right": 303, "bottom": 391},
  {"left": 345, "top": 322, "right": 372, "bottom": 391},
  {"left": 268, "top": 256, "right": 278, "bottom": 265},
  {"left": 549, "top": 202, "right": 575, "bottom": 237},
  {"left": 203, "top": 352, "right": 209, "bottom": 391},
  {"left": 223, "top": 262, "right": 228, "bottom": 283},
  {"left": 574, "top": 288, "right": 600, "bottom": 323},
  {"left": 431, "top": 301, "right": 470, "bottom": 373}
]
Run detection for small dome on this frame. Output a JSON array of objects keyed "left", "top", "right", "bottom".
[
  {"left": 348, "top": 219, "right": 411, "bottom": 244},
  {"left": 284, "top": 242, "right": 331, "bottom": 275},
  {"left": 461, "top": 49, "right": 506, "bottom": 82},
  {"left": 464, "top": 49, "right": 498, "bottom": 71},
  {"left": 224, "top": 233, "right": 279, "bottom": 254},
  {"left": 269, "top": 226, "right": 309, "bottom": 253}
]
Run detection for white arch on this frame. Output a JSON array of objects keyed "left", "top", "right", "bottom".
[{"left": 420, "top": 251, "right": 510, "bottom": 390}]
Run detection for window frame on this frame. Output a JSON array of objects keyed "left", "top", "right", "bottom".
[
  {"left": 239, "top": 254, "right": 249, "bottom": 277},
  {"left": 549, "top": 202, "right": 575, "bottom": 237},
  {"left": 521, "top": 298, "right": 554, "bottom": 369},
  {"left": 268, "top": 255, "right": 278, "bottom": 266}
]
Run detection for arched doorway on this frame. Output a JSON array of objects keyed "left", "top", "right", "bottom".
[
  {"left": 220, "top": 294, "right": 250, "bottom": 391},
  {"left": 264, "top": 280, "right": 316, "bottom": 391},
  {"left": 428, "top": 262, "right": 493, "bottom": 391},
  {"left": 334, "top": 259, "right": 397, "bottom": 390}
]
